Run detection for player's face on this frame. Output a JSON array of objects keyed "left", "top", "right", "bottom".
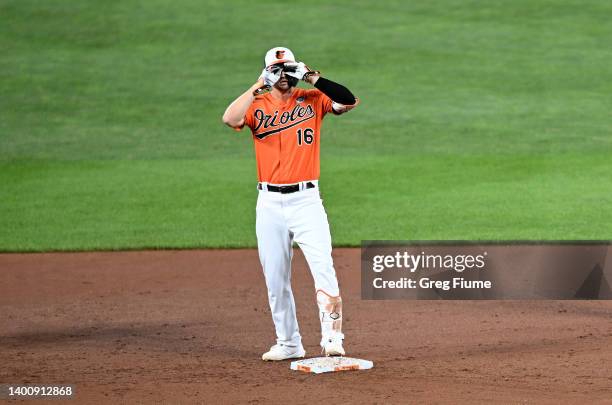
[{"left": 274, "top": 70, "right": 291, "bottom": 91}]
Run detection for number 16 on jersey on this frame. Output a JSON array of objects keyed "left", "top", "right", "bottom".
[{"left": 297, "top": 128, "right": 314, "bottom": 145}]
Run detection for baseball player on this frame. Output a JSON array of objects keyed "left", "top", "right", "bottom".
[{"left": 222, "top": 47, "right": 359, "bottom": 361}]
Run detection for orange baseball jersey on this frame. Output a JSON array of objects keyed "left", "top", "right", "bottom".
[{"left": 237, "top": 88, "right": 335, "bottom": 184}]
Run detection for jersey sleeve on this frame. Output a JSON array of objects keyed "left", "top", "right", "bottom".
[{"left": 308, "top": 89, "right": 334, "bottom": 117}]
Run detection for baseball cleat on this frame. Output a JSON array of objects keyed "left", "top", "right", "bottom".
[
  {"left": 322, "top": 336, "right": 345, "bottom": 357},
  {"left": 262, "top": 343, "right": 306, "bottom": 361}
]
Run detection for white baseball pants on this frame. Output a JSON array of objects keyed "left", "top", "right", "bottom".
[{"left": 256, "top": 181, "right": 341, "bottom": 347}]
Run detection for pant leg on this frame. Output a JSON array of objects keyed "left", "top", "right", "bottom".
[
  {"left": 286, "top": 188, "right": 343, "bottom": 345},
  {"left": 256, "top": 191, "right": 301, "bottom": 346},
  {"left": 287, "top": 189, "right": 340, "bottom": 296}
]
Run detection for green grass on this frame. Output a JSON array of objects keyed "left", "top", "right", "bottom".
[{"left": 1, "top": 0, "right": 612, "bottom": 251}]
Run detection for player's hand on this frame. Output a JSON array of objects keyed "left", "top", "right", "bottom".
[
  {"left": 285, "top": 62, "right": 320, "bottom": 83},
  {"left": 253, "top": 67, "right": 281, "bottom": 96},
  {"left": 283, "top": 62, "right": 308, "bottom": 80},
  {"left": 259, "top": 66, "right": 281, "bottom": 87}
]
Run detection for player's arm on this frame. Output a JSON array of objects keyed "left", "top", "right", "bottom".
[
  {"left": 308, "top": 75, "right": 359, "bottom": 114},
  {"left": 285, "top": 62, "right": 358, "bottom": 114},
  {"left": 221, "top": 79, "right": 263, "bottom": 129}
]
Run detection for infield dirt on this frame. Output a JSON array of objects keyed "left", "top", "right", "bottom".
[{"left": 1, "top": 249, "right": 612, "bottom": 404}]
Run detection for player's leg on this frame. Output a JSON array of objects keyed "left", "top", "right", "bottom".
[
  {"left": 287, "top": 188, "right": 345, "bottom": 356},
  {"left": 256, "top": 192, "right": 305, "bottom": 360}
]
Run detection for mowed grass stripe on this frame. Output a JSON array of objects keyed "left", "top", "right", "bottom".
[{"left": 0, "top": 154, "right": 609, "bottom": 251}]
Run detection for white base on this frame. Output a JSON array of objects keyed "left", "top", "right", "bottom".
[{"left": 290, "top": 357, "right": 374, "bottom": 374}]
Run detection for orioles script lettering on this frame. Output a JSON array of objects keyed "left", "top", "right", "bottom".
[{"left": 253, "top": 104, "right": 315, "bottom": 132}]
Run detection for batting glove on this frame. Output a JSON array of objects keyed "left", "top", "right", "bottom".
[
  {"left": 259, "top": 66, "right": 281, "bottom": 87},
  {"left": 284, "top": 62, "right": 319, "bottom": 81}
]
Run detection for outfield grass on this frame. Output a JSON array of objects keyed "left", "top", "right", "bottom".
[{"left": 1, "top": 1, "right": 611, "bottom": 251}]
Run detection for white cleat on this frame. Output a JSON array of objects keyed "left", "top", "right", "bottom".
[
  {"left": 322, "top": 336, "right": 345, "bottom": 357},
  {"left": 262, "top": 343, "right": 306, "bottom": 361}
]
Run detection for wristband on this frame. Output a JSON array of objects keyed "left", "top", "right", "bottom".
[
  {"left": 303, "top": 70, "right": 321, "bottom": 81},
  {"left": 253, "top": 85, "right": 271, "bottom": 96}
]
